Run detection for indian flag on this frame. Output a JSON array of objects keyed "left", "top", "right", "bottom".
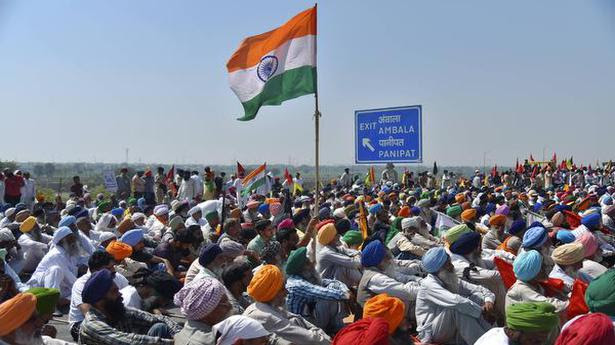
[
  {"left": 227, "top": 6, "right": 317, "bottom": 121},
  {"left": 241, "top": 163, "right": 267, "bottom": 197}
]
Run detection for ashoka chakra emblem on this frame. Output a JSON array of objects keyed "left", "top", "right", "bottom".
[{"left": 257, "top": 55, "right": 279, "bottom": 82}]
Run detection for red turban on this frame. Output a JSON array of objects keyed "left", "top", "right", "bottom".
[
  {"left": 555, "top": 313, "right": 615, "bottom": 345},
  {"left": 332, "top": 317, "right": 389, "bottom": 345}
]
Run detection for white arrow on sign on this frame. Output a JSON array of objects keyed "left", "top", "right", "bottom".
[{"left": 362, "top": 138, "right": 375, "bottom": 152}]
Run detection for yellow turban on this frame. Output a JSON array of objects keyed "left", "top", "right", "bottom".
[
  {"left": 247, "top": 264, "right": 284, "bottom": 302},
  {"left": 317, "top": 223, "right": 337, "bottom": 245},
  {"left": 460, "top": 209, "right": 477, "bottom": 222},
  {"left": 0, "top": 293, "right": 37, "bottom": 336},
  {"left": 363, "top": 293, "right": 405, "bottom": 334},
  {"left": 552, "top": 242, "right": 585, "bottom": 266},
  {"left": 106, "top": 241, "right": 133, "bottom": 261},
  {"left": 19, "top": 216, "right": 37, "bottom": 233}
]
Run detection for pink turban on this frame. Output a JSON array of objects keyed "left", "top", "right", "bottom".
[
  {"left": 578, "top": 232, "right": 599, "bottom": 258},
  {"left": 174, "top": 277, "right": 225, "bottom": 320}
]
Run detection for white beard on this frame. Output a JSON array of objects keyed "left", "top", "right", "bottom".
[
  {"left": 437, "top": 269, "right": 460, "bottom": 293},
  {"left": 13, "top": 328, "right": 44, "bottom": 345}
]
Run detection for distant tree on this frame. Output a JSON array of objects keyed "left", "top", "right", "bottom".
[
  {"left": 33, "top": 164, "right": 45, "bottom": 176},
  {"left": 0, "top": 160, "right": 17, "bottom": 172},
  {"left": 43, "top": 163, "right": 56, "bottom": 177}
]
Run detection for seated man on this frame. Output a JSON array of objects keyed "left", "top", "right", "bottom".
[
  {"left": 549, "top": 242, "right": 592, "bottom": 290},
  {"left": 506, "top": 250, "right": 568, "bottom": 313},
  {"left": 285, "top": 247, "right": 349, "bottom": 332},
  {"left": 243, "top": 264, "right": 331, "bottom": 344},
  {"left": 79, "top": 269, "right": 182, "bottom": 345},
  {"left": 119, "top": 229, "right": 175, "bottom": 278},
  {"left": 482, "top": 214, "right": 506, "bottom": 250},
  {"left": 0, "top": 292, "right": 47, "bottom": 345},
  {"left": 173, "top": 277, "right": 232, "bottom": 345},
  {"left": 120, "top": 269, "right": 181, "bottom": 314},
  {"left": 362, "top": 293, "right": 409, "bottom": 345},
  {"left": 221, "top": 261, "right": 254, "bottom": 314},
  {"left": 17, "top": 216, "right": 52, "bottom": 273},
  {"left": 475, "top": 302, "right": 559, "bottom": 345},
  {"left": 153, "top": 227, "right": 195, "bottom": 278},
  {"left": 416, "top": 247, "right": 494, "bottom": 345},
  {"left": 315, "top": 221, "right": 362, "bottom": 289}
]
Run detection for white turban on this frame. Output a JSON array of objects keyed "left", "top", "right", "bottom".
[
  {"left": 188, "top": 206, "right": 202, "bottom": 217},
  {"left": 333, "top": 208, "right": 346, "bottom": 219},
  {"left": 131, "top": 212, "right": 146, "bottom": 222},
  {"left": 3, "top": 208, "right": 15, "bottom": 218},
  {"left": 401, "top": 216, "right": 421, "bottom": 230},
  {"left": 212, "top": 315, "right": 270, "bottom": 345},
  {"left": 0, "top": 228, "right": 15, "bottom": 242}
]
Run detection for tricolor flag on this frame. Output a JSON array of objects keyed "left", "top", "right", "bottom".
[
  {"left": 241, "top": 163, "right": 267, "bottom": 197},
  {"left": 227, "top": 6, "right": 317, "bottom": 121},
  {"left": 236, "top": 161, "right": 246, "bottom": 179}
]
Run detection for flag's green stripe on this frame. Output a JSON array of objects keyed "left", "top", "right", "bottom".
[
  {"left": 241, "top": 177, "right": 266, "bottom": 196},
  {"left": 238, "top": 66, "right": 317, "bottom": 121}
]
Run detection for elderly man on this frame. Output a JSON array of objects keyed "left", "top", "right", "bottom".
[
  {"left": 449, "top": 231, "right": 507, "bottom": 318},
  {"left": 549, "top": 242, "right": 592, "bottom": 290},
  {"left": 185, "top": 205, "right": 206, "bottom": 229},
  {"left": 362, "top": 293, "right": 409, "bottom": 344},
  {"left": 173, "top": 277, "right": 232, "bottom": 345},
  {"left": 58, "top": 215, "right": 96, "bottom": 258},
  {"left": 18, "top": 216, "right": 51, "bottom": 273},
  {"left": 79, "top": 269, "right": 182, "bottom": 345},
  {"left": 285, "top": 247, "right": 349, "bottom": 332},
  {"left": 149, "top": 205, "right": 170, "bottom": 241},
  {"left": 186, "top": 243, "right": 231, "bottom": 283},
  {"left": 27, "top": 227, "right": 81, "bottom": 302},
  {"left": 243, "top": 265, "right": 331, "bottom": 344},
  {"left": 0, "top": 292, "right": 46, "bottom": 345},
  {"left": 506, "top": 250, "right": 569, "bottom": 313},
  {"left": 482, "top": 214, "right": 507, "bottom": 250},
  {"left": 315, "top": 221, "right": 362, "bottom": 289},
  {"left": 573, "top": 213, "right": 615, "bottom": 257},
  {"left": 388, "top": 216, "right": 437, "bottom": 259},
  {"left": 584, "top": 269, "right": 615, "bottom": 325},
  {"left": 415, "top": 247, "right": 494, "bottom": 345},
  {"left": 119, "top": 229, "right": 174, "bottom": 278},
  {"left": 475, "top": 302, "right": 559, "bottom": 345}
]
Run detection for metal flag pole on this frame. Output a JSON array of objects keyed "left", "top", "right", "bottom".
[{"left": 311, "top": 3, "right": 320, "bottom": 262}]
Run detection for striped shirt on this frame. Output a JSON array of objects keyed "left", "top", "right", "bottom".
[{"left": 285, "top": 275, "right": 348, "bottom": 316}]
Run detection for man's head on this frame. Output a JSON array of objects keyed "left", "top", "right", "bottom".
[
  {"left": 585, "top": 269, "right": 615, "bottom": 317},
  {"left": 223, "top": 218, "right": 241, "bottom": 239},
  {"left": 157, "top": 167, "right": 164, "bottom": 174},
  {"left": 504, "top": 302, "right": 558, "bottom": 345},
  {"left": 89, "top": 250, "right": 117, "bottom": 273},
  {"left": 173, "top": 228, "right": 195, "bottom": 255},
  {"left": 422, "top": 247, "right": 459, "bottom": 292},
  {"left": 73, "top": 176, "right": 80, "bottom": 184},
  {"left": 105, "top": 241, "right": 133, "bottom": 264},
  {"left": 247, "top": 265, "right": 285, "bottom": 307},
  {"left": 222, "top": 261, "right": 253, "bottom": 295},
  {"left": 0, "top": 293, "right": 44, "bottom": 345},
  {"left": 489, "top": 214, "right": 507, "bottom": 233},
  {"left": 25, "top": 288, "right": 60, "bottom": 324},
  {"left": 120, "top": 229, "right": 145, "bottom": 252},
  {"left": 199, "top": 243, "right": 228, "bottom": 274},
  {"left": 153, "top": 205, "right": 170, "bottom": 224},
  {"left": 276, "top": 227, "right": 299, "bottom": 253},
  {"left": 449, "top": 231, "right": 482, "bottom": 263},
  {"left": 513, "top": 250, "right": 548, "bottom": 283},
  {"left": 82, "top": 269, "right": 125, "bottom": 320},
  {"left": 53, "top": 227, "right": 80, "bottom": 257},
  {"left": 205, "top": 211, "right": 219, "bottom": 228},
  {"left": 363, "top": 294, "right": 405, "bottom": 334},
  {"left": 551, "top": 242, "right": 585, "bottom": 277},
  {"left": 174, "top": 277, "right": 231, "bottom": 325},
  {"left": 188, "top": 206, "right": 202, "bottom": 221},
  {"left": 255, "top": 219, "right": 274, "bottom": 240},
  {"left": 361, "top": 240, "right": 387, "bottom": 270},
  {"left": 581, "top": 213, "right": 601, "bottom": 231}
]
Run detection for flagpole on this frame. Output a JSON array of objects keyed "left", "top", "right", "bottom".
[{"left": 311, "top": 3, "right": 320, "bottom": 263}]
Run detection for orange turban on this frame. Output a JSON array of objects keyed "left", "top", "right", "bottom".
[
  {"left": 363, "top": 293, "right": 405, "bottom": 333},
  {"left": 0, "top": 293, "right": 37, "bottom": 336},
  {"left": 317, "top": 223, "right": 337, "bottom": 245},
  {"left": 398, "top": 206, "right": 410, "bottom": 218},
  {"left": 461, "top": 209, "right": 477, "bottom": 222},
  {"left": 247, "top": 265, "right": 284, "bottom": 302},
  {"left": 455, "top": 193, "right": 466, "bottom": 204},
  {"left": 489, "top": 214, "right": 507, "bottom": 227},
  {"left": 117, "top": 218, "right": 135, "bottom": 235},
  {"left": 229, "top": 208, "right": 242, "bottom": 219},
  {"left": 106, "top": 241, "right": 133, "bottom": 261}
]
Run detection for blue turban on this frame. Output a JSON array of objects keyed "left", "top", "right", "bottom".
[
  {"left": 422, "top": 247, "right": 449, "bottom": 273},
  {"left": 74, "top": 209, "right": 89, "bottom": 220},
  {"left": 67, "top": 206, "right": 83, "bottom": 216},
  {"left": 513, "top": 250, "right": 543, "bottom": 281},
  {"left": 522, "top": 227, "right": 548, "bottom": 249},
  {"left": 411, "top": 206, "right": 421, "bottom": 216},
  {"left": 258, "top": 203, "right": 269, "bottom": 214},
  {"left": 111, "top": 208, "right": 124, "bottom": 218},
  {"left": 485, "top": 203, "right": 496, "bottom": 215},
  {"left": 533, "top": 203, "right": 543, "bottom": 213},
  {"left": 603, "top": 196, "right": 613, "bottom": 206},
  {"left": 14, "top": 203, "right": 27, "bottom": 213},
  {"left": 52, "top": 226, "right": 73, "bottom": 245},
  {"left": 318, "top": 207, "right": 331, "bottom": 220},
  {"left": 82, "top": 269, "right": 114, "bottom": 304},
  {"left": 361, "top": 240, "right": 386, "bottom": 267},
  {"left": 368, "top": 204, "right": 383, "bottom": 215},
  {"left": 120, "top": 229, "right": 144, "bottom": 247},
  {"left": 58, "top": 216, "right": 76, "bottom": 227},
  {"left": 554, "top": 204, "right": 567, "bottom": 213},
  {"left": 137, "top": 197, "right": 146, "bottom": 209},
  {"left": 556, "top": 230, "right": 575, "bottom": 244},
  {"left": 450, "top": 232, "right": 481, "bottom": 255},
  {"left": 508, "top": 219, "right": 526, "bottom": 236},
  {"left": 529, "top": 221, "right": 546, "bottom": 229},
  {"left": 582, "top": 213, "right": 601, "bottom": 229},
  {"left": 382, "top": 186, "right": 391, "bottom": 194},
  {"left": 199, "top": 243, "right": 222, "bottom": 267}
]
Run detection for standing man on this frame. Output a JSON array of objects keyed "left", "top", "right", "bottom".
[
  {"left": 294, "top": 172, "right": 303, "bottom": 191},
  {"left": 3, "top": 169, "right": 24, "bottom": 206},
  {"left": 154, "top": 167, "right": 167, "bottom": 204},
  {"left": 132, "top": 171, "right": 145, "bottom": 199},
  {"left": 20, "top": 172, "right": 36, "bottom": 211},
  {"left": 381, "top": 163, "right": 398, "bottom": 184},
  {"left": 70, "top": 176, "right": 84, "bottom": 198},
  {"left": 115, "top": 168, "right": 131, "bottom": 200},
  {"left": 340, "top": 168, "right": 352, "bottom": 189}
]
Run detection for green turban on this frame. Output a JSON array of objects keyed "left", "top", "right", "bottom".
[
  {"left": 506, "top": 302, "right": 558, "bottom": 332},
  {"left": 285, "top": 247, "right": 307, "bottom": 275},
  {"left": 27, "top": 288, "right": 60, "bottom": 316},
  {"left": 420, "top": 191, "right": 431, "bottom": 200},
  {"left": 445, "top": 224, "right": 472, "bottom": 244},
  {"left": 342, "top": 230, "right": 363, "bottom": 246},
  {"left": 585, "top": 269, "right": 615, "bottom": 316},
  {"left": 127, "top": 197, "right": 137, "bottom": 206},
  {"left": 97, "top": 201, "right": 111, "bottom": 213},
  {"left": 446, "top": 205, "right": 462, "bottom": 218},
  {"left": 205, "top": 211, "right": 219, "bottom": 222}
]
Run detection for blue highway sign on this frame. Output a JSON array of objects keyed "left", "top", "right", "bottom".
[{"left": 355, "top": 105, "right": 422, "bottom": 164}]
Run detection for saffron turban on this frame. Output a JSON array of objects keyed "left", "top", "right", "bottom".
[
  {"left": 522, "top": 226, "right": 548, "bottom": 249},
  {"left": 361, "top": 240, "right": 386, "bottom": 267},
  {"left": 19, "top": 216, "right": 37, "bottom": 233},
  {"left": 398, "top": 206, "right": 410, "bottom": 218},
  {"left": 506, "top": 302, "right": 558, "bottom": 332},
  {"left": 174, "top": 277, "right": 225, "bottom": 320},
  {"left": 445, "top": 224, "right": 472, "bottom": 244},
  {"left": 332, "top": 318, "right": 389, "bottom": 345},
  {"left": 342, "top": 231, "right": 363, "bottom": 246},
  {"left": 581, "top": 213, "right": 601, "bottom": 229},
  {"left": 106, "top": 241, "right": 133, "bottom": 261},
  {"left": 26, "top": 287, "right": 60, "bottom": 316},
  {"left": 551, "top": 243, "right": 585, "bottom": 266},
  {"left": 199, "top": 243, "right": 222, "bottom": 267},
  {"left": 0, "top": 293, "right": 37, "bottom": 336},
  {"left": 422, "top": 247, "right": 449, "bottom": 273},
  {"left": 450, "top": 232, "right": 481, "bottom": 255},
  {"left": 585, "top": 269, "right": 615, "bottom": 316},
  {"left": 52, "top": 226, "right": 72, "bottom": 245},
  {"left": 247, "top": 264, "right": 284, "bottom": 302},
  {"left": 363, "top": 293, "right": 405, "bottom": 334},
  {"left": 555, "top": 312, "right": 615, "bottom": 345},
  {"left": 454, "top": 193, "right": 466, "bottom": 203},
  {"left": 82, "top": 269, "right": 114, "bottom": 305},
  {"left": 120, "top": 229, "right": 144, "bottom": 247},
  {"left": 58, "top": 215, "right": 76, "bottom": 227},
  {"left": 285, "top": 247, "right": 307, "bottom": 275},
  {"left": 489, "top": 214, "right": 507, "bottom": 227},
  {"left": 555, "top": 230, "right": 575, "bottom": 244},
  {"left": 317, "top": 223, "right": 337, "bottom": 245},
  {"left": 513, "top": 250, "right": 542, "bottom": 282},
  {"left": 212, "top": 315, "right": 270, "bottom": 345},
  {"left": 578, "top": 231, "right": 599, "bottom": 258},
  {"left": 460, "top": 209, "right": 477, "bottom": 222},
  {"left": 508, "top": 219, "right": 526, "bottom": 236}
]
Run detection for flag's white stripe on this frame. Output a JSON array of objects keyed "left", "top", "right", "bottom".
[
  {"left": 243, "top": 171, "right": 267, "bottom": 187},
  {"left": 228, "top": 34, "right": 316, "bottom": 103}
]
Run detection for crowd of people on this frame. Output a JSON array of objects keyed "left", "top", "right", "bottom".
[{"left": 0, "top": 160, "right": 615, "bottom": 344}]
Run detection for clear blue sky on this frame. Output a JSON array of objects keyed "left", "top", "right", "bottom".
[{"left": 0, "top": 0, "right": 613, "bottom": 167}]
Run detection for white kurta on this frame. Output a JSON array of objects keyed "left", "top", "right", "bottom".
[
  {"left": 120, "top": 285, "right": 143, "bottom": 309},
  {"left": 17, "top": 232, "right": 51, "bottom": 273},
  {"left": 27, "top": 246, "right": 79, "bottom": 298},
  {"left": 474, "top": 327, "right": 510, "bottom": 345}
]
